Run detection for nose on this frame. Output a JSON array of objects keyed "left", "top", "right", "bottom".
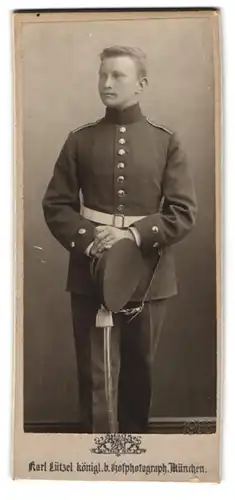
[{"left": 104, "top": 75, "right": 113, "bottom": 88}]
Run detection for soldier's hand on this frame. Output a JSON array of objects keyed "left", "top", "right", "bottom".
[
  {"left": 94, "top": 225, "right": 134, "bottom": 253},
  {"left": 89, "top": 241, "right": 105, "bottom": 259}
]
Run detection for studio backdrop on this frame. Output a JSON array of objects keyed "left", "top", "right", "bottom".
[{"left": 22, "top": 14, "right": 216, "bottom": 430}]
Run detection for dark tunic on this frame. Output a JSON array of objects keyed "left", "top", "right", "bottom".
[{"left": 43, "top": 103, "right": 197, "bottom": 301}]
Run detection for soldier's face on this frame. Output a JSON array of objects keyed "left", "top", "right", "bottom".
[{"left": 98, "top": 56, "right": 146, "bottom": 110}]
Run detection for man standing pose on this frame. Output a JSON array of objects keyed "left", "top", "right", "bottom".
[{"left": 42, "top": 46, "right": 197, "bottom": 433}]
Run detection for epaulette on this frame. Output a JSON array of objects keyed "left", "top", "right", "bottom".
[
  {"left": 146, "top": 118, "right": 173, "bottom": 135},
  {"left": 72, "top": 118, "right": 102, "bottom": 134}
]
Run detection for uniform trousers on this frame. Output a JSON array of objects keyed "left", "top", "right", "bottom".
[{"left": 71, "top": 293, "right": 167, "bottom": 433}]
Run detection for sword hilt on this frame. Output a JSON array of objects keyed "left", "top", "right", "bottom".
[{"left": 96, "top": 306, "right": 113, "bottom": 328}]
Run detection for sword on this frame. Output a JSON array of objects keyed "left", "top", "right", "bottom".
[{"left": 96, "top": 306, "right": 116, "bottom": 433}]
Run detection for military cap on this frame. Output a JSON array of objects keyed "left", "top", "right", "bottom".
[{"left": 90, "top": 238, "right": 146, "bottom": 313}]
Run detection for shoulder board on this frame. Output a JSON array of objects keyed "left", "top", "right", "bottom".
[
  {"left": 146, "top": 119, "right": 173, "bottom": 135},
  {"left": 72, "top": 118, "right": 102, "bottom": 134}
]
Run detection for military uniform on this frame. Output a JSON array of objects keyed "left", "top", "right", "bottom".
[{"left": 42, "top": 102, "right": 197, "bottom": 433}]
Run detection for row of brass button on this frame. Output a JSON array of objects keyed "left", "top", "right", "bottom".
[{"left": 116, "top": 126, "right": 127, "bottom": 212}]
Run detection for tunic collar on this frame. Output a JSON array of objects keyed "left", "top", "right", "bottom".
[{"left": 104, "top": 103, "right": 144, "bottom": 124}]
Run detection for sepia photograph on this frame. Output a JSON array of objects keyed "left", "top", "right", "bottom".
[{"left": 13, "top": 8, "right": 221, "bottom": 481}]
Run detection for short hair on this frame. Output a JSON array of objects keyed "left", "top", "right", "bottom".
[{"left": 99, "top": 46, "right": 147, "bottom": 78}]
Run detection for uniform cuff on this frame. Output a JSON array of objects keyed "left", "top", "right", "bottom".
[
  {"left": 69, "top": 221, "right": 95, "bottom": 255},
  {"left": 132, "top": 215, "right": 163, "bottom": 252}
]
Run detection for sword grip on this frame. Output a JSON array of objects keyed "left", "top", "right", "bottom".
[{"left": 96, "top": 306, "right": 114, "bottom": 328}]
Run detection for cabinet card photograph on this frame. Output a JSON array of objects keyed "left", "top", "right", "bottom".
[{"left": 13, "top": 8, "right": 222, "bottom": 482}]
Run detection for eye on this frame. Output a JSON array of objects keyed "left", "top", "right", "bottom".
[{"left": 112, "top": 71, "right": 124, "bottom": 79}]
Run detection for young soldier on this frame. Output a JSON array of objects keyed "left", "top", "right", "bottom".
[{"left": 42, "top": 46, "right": 197, "bottom": 433}]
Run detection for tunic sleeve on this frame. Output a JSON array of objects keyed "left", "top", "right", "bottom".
[
  {"left": 42, "top": 132, "right": 95, "bottom": 255},
  {"left": 132, "top": 132, "right": 197, "bottom": 252}
]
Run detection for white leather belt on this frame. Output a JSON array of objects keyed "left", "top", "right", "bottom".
[{"left": 81, "top": 206, "right": 145, "bottom": 228}]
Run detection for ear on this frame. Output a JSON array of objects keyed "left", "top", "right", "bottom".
[{"left": 136, "top": 77, "right": 148, "bottom": 94}]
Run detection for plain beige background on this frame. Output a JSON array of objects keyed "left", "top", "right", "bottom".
[{"left": 21, "top": 15, "right": 216, "bottom": 426}]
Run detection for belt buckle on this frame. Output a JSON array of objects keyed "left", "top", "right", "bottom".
[{"left": 112, "top": 214, "right": 125, "bottom": 228}]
